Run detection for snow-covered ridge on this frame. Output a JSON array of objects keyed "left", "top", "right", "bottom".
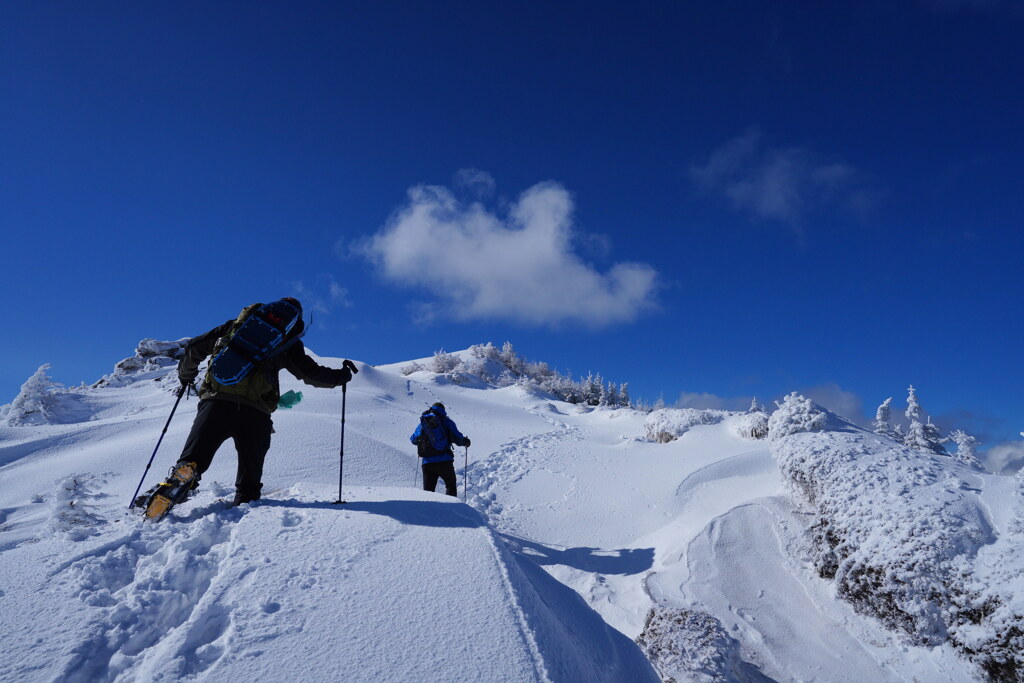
[
  {"left": 2, "top": 339, "right": 1020, "bottom": 681},
  {"left": 769, "top": 393, "right": 1024, "bottom": 681},
  {"left": 0, "top": 340, "right": 658, "bottom": 682}
]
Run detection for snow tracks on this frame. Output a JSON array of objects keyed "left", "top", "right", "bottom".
[{"left": 3, "top": 484, "right": 654, "bottom": 682}]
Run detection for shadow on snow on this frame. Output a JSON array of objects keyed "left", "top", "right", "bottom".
[
  {"left": 499, "top": 532, "right": 654, "bottom": 576},
  {"left": 249, "top": 497, "right": 485, "bottom": 529}
]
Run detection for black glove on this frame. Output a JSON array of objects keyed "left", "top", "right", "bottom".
[
  {"left": 464, "top": 437, "right": 471, "bottom": 447},
  {"left": 335, "top": 367, "right": 352, "bottom": 386}
]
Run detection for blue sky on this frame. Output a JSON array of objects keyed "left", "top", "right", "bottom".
[{"left": 2, "top": 2, "right": 1022, "bottom": 463}]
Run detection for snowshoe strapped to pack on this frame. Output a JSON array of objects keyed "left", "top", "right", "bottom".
[{"left": 210, "top": 299, "right": 304, "bottom": 386}]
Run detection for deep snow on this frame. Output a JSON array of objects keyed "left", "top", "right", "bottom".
[{"left": 1, "top": 344, "right": 1018, "bottom": 682}]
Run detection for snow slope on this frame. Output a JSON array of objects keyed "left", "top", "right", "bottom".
[
  {"left": 1, "top": 344, "right": 1017, "bottom": 681},
  {"left": 0, "top": 354, "right": 654, "bottom": 683}
]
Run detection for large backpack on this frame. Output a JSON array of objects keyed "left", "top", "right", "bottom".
[
  {"left": 210, "top": 300, "right": 304, "bottom": 386},
  {"left": 419, "top": 410, "right": 450, "bottom": 452}
]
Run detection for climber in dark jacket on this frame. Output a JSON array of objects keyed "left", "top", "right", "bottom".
[
  {"left": 410, "top": 402, "right": 470, "bottom": 497},
  {"left": 173, "top": 297, "right": 355, "bottom": 505}
]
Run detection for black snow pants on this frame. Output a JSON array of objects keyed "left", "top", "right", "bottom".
[
  {"left": 177, "top": 399, "right": 273, "bottom": 504},
  {"left": 422, "top": 460, "right": 458, "bottom": 497}
]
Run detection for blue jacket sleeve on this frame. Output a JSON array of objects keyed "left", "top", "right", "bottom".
[
  {"left": 444, "top": 417, "right": 469, "bottom": 447},
  {"left": 410, "top": 424, "right": 423, "bottom": 445}
]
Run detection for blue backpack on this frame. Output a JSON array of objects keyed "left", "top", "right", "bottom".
[
  {"left": 210, "top": 300, "right": 305, "bottom": 386},
  {"left": 420, "top": 410, "right": 450, "bottom": 452}
]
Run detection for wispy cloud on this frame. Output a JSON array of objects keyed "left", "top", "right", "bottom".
[
  {"left": 453, "top": 168, "right": 496, "bottom": 198},
  {"left": 691, "top": 127, "right": 874, "bottom": 229},
  {"left": 800, "top": 382, "right": 869, "bottom": 426},
  {"left": 675, "top": 391, "right": 752, "bottom": 411},
  {"left": 290, "top": 274, "right": 352, "bottom": 317},
  {"left": 357, "top": 175, "right": 658, "bottom": 327}
]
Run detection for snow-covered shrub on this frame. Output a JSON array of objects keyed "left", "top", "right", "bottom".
[
  {"left": 771, "top": 409, "right": 1023, "bottom": 679},
  {"left": 431, "top": 348, "right": 460, "bottom": 374},
  {"left": 767, "top": 392, "right": 826, "bottom": 440},
  {"left": 635, "top": 607, "right": 755, "bottom": 683},
  {"left": 400, "top": 362, "right": 425, "bottom": 376},
  {"left": 731, "top": 411, "right": 769, "bottom": 440},
  {"left": 50, "top": 474, "right": 106, "bottom": 541},
  {"left": 424, "top": 342, "right": 636, "bottom": 409},
  {"left": 4, "top": 364, "right": 62, "bottom": 426},
  {"left": 644, "top": 408, "right": 730, "bottom": 443}
]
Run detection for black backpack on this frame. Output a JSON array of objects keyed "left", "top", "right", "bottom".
[{"left": 419, "top": 410, "right": 450, "bottom": 452}]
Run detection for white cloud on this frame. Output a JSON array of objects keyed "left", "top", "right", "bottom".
[
  {"left": 359, "top": 179, "right": 658, "bottom": 327},
  {"left": 982, "top": 440, "right": 1024, "bottom": 475},
  {"left": 691, "top": 127, "right": 871, "bottom": 227},
  {"left": 453, "top": 168, "right": 496, "bottom": 198}
]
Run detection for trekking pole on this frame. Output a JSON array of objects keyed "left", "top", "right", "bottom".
[
  {"left": 333, "top": 383, "right": 348, "bottom": 505},
  {"left": 128, "top": 384, "right": 186, "bottom": 510},
  {"left": 331, "top": 362, "right": 358, "bottom": 505},
  {"left": 413, "top": 455, "right": 419, "bottom": 488},
  {"left": 463, "top": 446, "right": 469, "bottom": 502}
]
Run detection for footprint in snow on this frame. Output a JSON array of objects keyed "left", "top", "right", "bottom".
[{"left": 280, "top": 511, "right": 303, "bottom": 528}]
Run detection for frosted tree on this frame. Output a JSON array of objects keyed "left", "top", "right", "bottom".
[
  {"left": 873, "top": 397, "right": 894, "bottom": 437},
  {"left": 767, "top": 392, "right": 826, "bottom": 439},
  {"left": 499, "top": 341, "right": 525, "bottom": 375},
  {"left": 874, "top": 397, "right": 892, "bottom": 432},
  {"left": 431, "top": 349, "right": 460, "bottom": 373},
  {"left": 5, "top": 364, "right": 60, "bottom": 426},
  {"left": 947, "top": 429, "right": 981, "bottom": 468},
  {"left": 469, "top": 342, "right": 498, "bottom": 360},
  {"left": 905, "top": 385, "right": 922, "bottom": 423},
  {"left": 618, "top": 382, "right": 631, "bottom": 408},
  {"left": 903, "top": 385, "right": 946, "bottom": 455},
  {"left": 604, "top": 381, "right": 619, "bottom": 407},
  {"left": 653, "top": 394, "right": 666, "bottom": 411},
  {"left": 748, "top": 397, "right": 764, "bottom": 414}
]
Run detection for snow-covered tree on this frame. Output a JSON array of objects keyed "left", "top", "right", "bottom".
[
  {"left": 905, "top": 385, "right": 922, "bottom": 423},
  {"left": 618, "top": 382, "right": 631, "bottom": 408},
  {"left": 748, "top": 397, "right": 763, "bottom": 414},
  {"left": 470, "top": 342, "right": 499, "bottom": 360},
  {"left": 603, "top": 382, "right": 619, "bottom": 407},
  {"left": 5, "top": 364, "right": 61, "bottom": 426},
  {"left": 947, "top": 429, "right": 981, "bottom": 468},
  {"left": 874, "top": 397, "right": 893, "bottom": 436},
  {"left": 767, "top": 392, "right": 826, "bottom": 439},
  {"left": 903, "top": 385, "right": 946, "bottom": 455},
  {"left": 499, "top": 341, "right": 525, "bottom": 375}
]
